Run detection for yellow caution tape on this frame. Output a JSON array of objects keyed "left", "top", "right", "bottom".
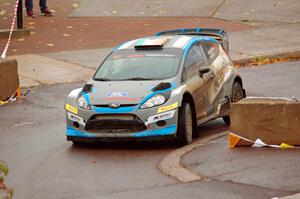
[
  {"left": 280, "top": 143, "right": 295, "bottom": 149},
  {"left": 0, "top": 87, "right": 20, "bottom": 106},
  {"left": 0, "top": 100, "right": 8, "bottom": 105}
]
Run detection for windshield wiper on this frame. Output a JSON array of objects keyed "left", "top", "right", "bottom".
[
  {"left": 123, "top": 77, "right": 154, "bottom": 81},
  {"left": 94, "top": 77, "right": 111, "bottom": 81}
]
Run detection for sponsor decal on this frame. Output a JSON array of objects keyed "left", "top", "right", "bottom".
[
  {"left": 157, "top": 102, "right": 178, "bottom": 113},
  {"left": 65, "top": 104, "right": 78, "bottom": 114},
  {"left": 112, "top": 54, "right": 123, "bottom": 59},
  {"left": 145, "top": 110, "right": 176, "bottom": 125},
  {"left": 67, "top": 112, "right": 85, "bottom": 126},
  {"left": 145, "top": 54, "right": 175, "bottom": 57},
  {"left": 106, "top": 92, "right": 128, "bottom": 97},
  {"left": 127, "top": 54, "right": 144, "bottom": 58}
]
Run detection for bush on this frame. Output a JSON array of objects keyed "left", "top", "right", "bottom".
[{"left": 0, "top": 161, "right": 13, "bottom": 199}]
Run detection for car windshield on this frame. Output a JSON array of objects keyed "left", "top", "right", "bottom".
[{"left": 94, "top": 48, "right": 183, "bottom": 81}]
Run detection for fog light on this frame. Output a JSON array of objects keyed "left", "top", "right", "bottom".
[
  {"left": 73, "top": 122, "right": 80, "bottom": 128},
  {"left": 157, "top": 120, "right": 166, "bottom": 127}
]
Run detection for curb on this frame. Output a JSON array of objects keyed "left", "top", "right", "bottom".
[
  {"left": 158, "top": 131, "right": 228, "bottom": 183},
  {"left": 0, "top": 28, "right": 31, "bottom": 39},
  {"left": 276, "top": 193, "right": 300, "bottom": 199},
  {"left": 233, "top": 50, "right": 300, "bottom": 67}
]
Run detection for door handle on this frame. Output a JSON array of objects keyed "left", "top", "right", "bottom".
[
  {"left": 199, "top": 67, "right": 211, "bottom": 78},
  {"left": 199, "top": 67, "right": 214, "bottom": 80}
]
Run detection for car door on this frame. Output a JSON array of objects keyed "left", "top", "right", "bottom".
[
  {"left": 200, "top": 41, "right": 224, "bottom": 116},
  {"left": 182, "top": 43, "right": 212, "bottom": 121}
]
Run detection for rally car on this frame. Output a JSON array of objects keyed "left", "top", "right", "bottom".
[{"left": 65, "top": 28, "right": 245, "bottom": 146}]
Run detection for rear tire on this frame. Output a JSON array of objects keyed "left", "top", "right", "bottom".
[
  {"left": 223, "top": 82, "right": 245, "bottom": 125},
  {"left": 176, "top": 102, "right": 194, "bottom": 146}
]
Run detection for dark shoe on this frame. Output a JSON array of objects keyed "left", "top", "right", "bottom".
[
  {"left": 41, "top": 9, "right": 53, "bottom": 16},
  {"left": 27, "top": 11, "right": 35, "bottom": 18}
]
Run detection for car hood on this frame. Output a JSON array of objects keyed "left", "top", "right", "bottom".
[{"left": 88, "top": 80, "right": 167, "bottom": 105}]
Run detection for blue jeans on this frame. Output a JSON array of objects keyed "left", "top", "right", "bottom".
[{"left": 25, "top": 0, "right": 47, "bottom": 12}]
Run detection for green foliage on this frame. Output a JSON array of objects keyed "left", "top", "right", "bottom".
[
  {"left": 0, "top": 160, "right": 13, "bottom": 199},
  {"left": 0, "top": 161, "right": 9, "bottom": 177}
]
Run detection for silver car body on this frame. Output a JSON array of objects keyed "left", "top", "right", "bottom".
[{"left": 65, "top": 28, "right": 244, "bottom": 142}]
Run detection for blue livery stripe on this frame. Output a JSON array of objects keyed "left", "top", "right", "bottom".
[
  {"left": 133, "top": 124, "right": 177, "bottom": 137},
  {"left": 66, "top": 126, "right": 96, "bottom": 137},
  {"left": 66, "top": 125, "right": 177, "bottom": 138}
]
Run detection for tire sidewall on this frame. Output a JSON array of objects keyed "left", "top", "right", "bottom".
[{"left": 176, "top": 102, "right": 193, "bottom": 146}]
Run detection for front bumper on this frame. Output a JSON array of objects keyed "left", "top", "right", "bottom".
[
  {"left": 65, "top": 101, "right": 179, "bottom": 142},
  {"left": 66, "top": 124, "right": 177, "bottom": 142}
]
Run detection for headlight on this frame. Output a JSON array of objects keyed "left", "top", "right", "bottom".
[
  {"left": 77, "top": 95, "right": 90, "bottom": 110},
  {"left": 140, "top": 94, "right": 166, "bottom": 109}
]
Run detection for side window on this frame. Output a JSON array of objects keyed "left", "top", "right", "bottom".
[
  {"left": 183, "top": 45, "right": 206, "bottom": 79},
  {"left": 201, "top": 41, "right": 219, "bottom": 64}
]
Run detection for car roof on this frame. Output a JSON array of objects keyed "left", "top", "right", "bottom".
[{"left": 115, "top": 35, "right": 218, "bottom": 51}]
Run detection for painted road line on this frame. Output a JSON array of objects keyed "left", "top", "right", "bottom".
[{"left": 158, "top": 131, "right": 228, "bottom": 183}]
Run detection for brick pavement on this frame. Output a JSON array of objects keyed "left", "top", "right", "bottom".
[{"left": 0, "top": 0, "right": 252, "bottom": 56}]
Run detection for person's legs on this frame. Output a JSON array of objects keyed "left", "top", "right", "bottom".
[
  {"left": 40, "top": 0, "right": 53, "bottom": 16},
  {"left": 25, "top": 0, "right": 33, "bottom": 12},
  {"left": 39, "top": 0, "right": 47, "bottom": 11},
  {"left": 25, "top": 0, "right": 35, "bottom": 17}
]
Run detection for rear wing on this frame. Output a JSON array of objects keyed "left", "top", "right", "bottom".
[{"left": 155, "top": 28, "right": 229, "bottom": 53}]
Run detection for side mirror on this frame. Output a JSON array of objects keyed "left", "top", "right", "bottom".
[{"left": 199, "top": 67, "right": 211, "bottom": 78}]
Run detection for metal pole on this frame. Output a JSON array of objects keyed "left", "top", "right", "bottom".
[{"left": 17, "top": 0, "right": 23, "bottom": 29}]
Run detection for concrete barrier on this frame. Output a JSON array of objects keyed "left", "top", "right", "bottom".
[
  {"left": 0, "top": 59, "right": 19, "bottom": 101},
  {"left": 230, "top": 97, "right": 300, "bottom": 146}
]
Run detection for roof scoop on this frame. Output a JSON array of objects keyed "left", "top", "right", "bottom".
[
  {"left": 135, "top": 37, "right": 170, "bottom": 49},
  {"left": 152, "top": 82, "right": 171, "bottom": 92}
]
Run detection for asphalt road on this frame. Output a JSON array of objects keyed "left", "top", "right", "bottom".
[{"left": 0, "top": 61, "right": 299, "bottom": 199}]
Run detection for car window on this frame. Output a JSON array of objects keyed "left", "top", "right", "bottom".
[
  {"left": 183, "top": 45, "right": 206, "bottom": 79},
  {"left": 201, "top": 41, "right": 219, "bottom": 64},
  {"left": 94, "top": 48, "right": 183, "bottom": 81}
]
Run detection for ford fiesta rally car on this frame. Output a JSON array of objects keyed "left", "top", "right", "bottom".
[{"left": 65, "top": 28, "right": 246, "bottom": 146}]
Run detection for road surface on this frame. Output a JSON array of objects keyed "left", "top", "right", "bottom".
[{"left": 0, "top": 61, "right": 299, "bottom": 199}]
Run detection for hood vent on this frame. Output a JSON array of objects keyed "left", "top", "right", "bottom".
[
  {"left": 152, "top": 82, "right": 171, "bottom": 92},
  {"left": 82, "top": 84, "right": 93, "bottom": 93}
]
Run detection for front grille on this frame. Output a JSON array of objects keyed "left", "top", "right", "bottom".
[
  {"left": 85, "top": 114, "right": 146, "bottom": 133},
  {"left": 94, "top": 104, "right": 138, "bottom": 108}
]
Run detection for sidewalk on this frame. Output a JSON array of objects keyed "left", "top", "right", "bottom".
[{"left": 0, "top": 0, "right": 299, "bottom": 88}]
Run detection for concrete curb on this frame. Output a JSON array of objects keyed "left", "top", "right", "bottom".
[
  {"left": 8, "top": 54, "right": 94, "bottom": 88},
  {"left": 0, "top": 59, "right": 19, "bottom": 101},
  {"left": 233, "top": 50, "right": 300, "bottom": 66},
  {"left": 0, "top": 28, "right": 31, "bottom": 39},
  {"left": 277, "top": 193, "right": 300, "bottom": 199},
  {"left": 158, "top": 131, "right": 228, "bottom": 183}
]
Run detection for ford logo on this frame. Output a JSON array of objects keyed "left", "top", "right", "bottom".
[{"left": 109, "top": 103, "right": 120, "bottom": 109}]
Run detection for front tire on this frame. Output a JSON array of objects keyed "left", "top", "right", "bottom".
[
  {"left": 72, "top": 141, "right": 81, "bottom": 146},
  {"left": 176, "top": 102, "right": 194, "bottom": 146},
  {"left": 223, "top": 82, "right": 245, "bottom": 125}
]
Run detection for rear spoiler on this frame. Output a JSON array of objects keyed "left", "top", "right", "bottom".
[{"left": 155, "top": 28, "right": 229, "bottom": 53}]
